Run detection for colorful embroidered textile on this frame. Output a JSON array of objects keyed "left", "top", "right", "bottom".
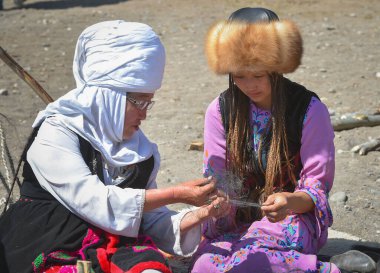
[{"left": 0, "top": 198, "right": 171, "bottom": 273}]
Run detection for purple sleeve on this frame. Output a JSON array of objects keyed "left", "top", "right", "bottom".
[
  {"left": 296, "top": 97, "right": 335, "bottom": 248},
  {"left": 203, "top": 97, "right": 227, "bottom": 177}
]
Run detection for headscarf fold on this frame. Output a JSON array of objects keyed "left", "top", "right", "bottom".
[{"left": 33, "top": 20, "right": 166, "bottom": 167}]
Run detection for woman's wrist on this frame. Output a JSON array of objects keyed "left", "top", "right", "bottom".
[
  {"left": 180, "top": 208, "right": 208, "bottom": 233},
  {"left": 144, "top": 187, "right": 181, "bottom": 211},
  {"left": 171, "top": 185, "right": 182, "bottom": 203}
]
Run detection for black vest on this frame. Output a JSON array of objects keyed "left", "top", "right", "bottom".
[
  {"left": 20, "top": 129, "right": 154, "bottom": 200},
  {"left": 219, "top": 77, "right": 319, "bottom": 189}
]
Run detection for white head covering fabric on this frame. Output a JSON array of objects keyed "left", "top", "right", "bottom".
[{"left": 32, "top": 20, "right": 166, "bottom": 167}]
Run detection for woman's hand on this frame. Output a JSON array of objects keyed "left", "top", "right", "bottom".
[
  {"left": 261, "top": 192, "right": 291, "bottom": 223},
  {"left": 180, "top": 192, "right": 231, "bottom": 233},
  {"left": 144, "top": 177, "right": 222, "bottom": 212},
  {"left": 173, "top": 177, "right": 218, "bottom": 207}
]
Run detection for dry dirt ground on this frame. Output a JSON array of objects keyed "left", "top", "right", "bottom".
[{"left": 0, "top": 0, "right": 379, "bottom": 249}]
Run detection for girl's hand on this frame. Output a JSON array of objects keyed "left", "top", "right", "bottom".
[{"left": 261, "top": 192, "right": 292, "bottom": 223}]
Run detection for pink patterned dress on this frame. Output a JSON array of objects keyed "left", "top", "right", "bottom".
[{"left": 190, "top": 97, "right": 340, "bottom": 273}]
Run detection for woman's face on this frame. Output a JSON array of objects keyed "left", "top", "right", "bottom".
[
  {"left": 232, "top": 71, "right": 272, "bottom": 110},
  {"left": 123, "top": 92, "right": 154, "bottom": 140}
]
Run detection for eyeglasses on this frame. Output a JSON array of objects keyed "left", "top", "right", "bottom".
[{"left": 127, "top": 96, "right": 155, "bottom": 111}]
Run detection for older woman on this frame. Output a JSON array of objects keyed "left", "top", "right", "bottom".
[{"left": 0, "top": 20, "right": 229, "bottom": 273}]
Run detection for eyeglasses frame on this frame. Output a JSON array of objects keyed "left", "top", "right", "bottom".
[{"left": 126, "top": 96, "right": 155, "bottom": 110}]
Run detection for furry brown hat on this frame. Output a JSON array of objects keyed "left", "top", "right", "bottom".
[{"left": 205, "top": 19, "right": 303, "bottom": 74}]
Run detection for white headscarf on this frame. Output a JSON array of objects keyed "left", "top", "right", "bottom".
[{"left": 33, "top": 20, "right": 166, "bottom": 167}]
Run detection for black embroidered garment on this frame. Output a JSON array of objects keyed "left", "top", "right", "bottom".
[
  {"left": 0, "top": 134, "right": 170, "bottom": 273},
  {"left": 219, "top": 77, "right": 319, "bottom": 189}
]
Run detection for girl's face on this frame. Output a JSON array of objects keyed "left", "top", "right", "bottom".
[
  {"left": 123, "top": 92, "right": 154, "bottom": 140},
  {"left": 232, "top": 71, "right": 272, "bottom": 110}
]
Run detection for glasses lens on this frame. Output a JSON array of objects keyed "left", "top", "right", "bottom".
[
  {"left": 128, "top": 97, "right": 154, "bottom": 110},
  {"left": 146, "top": 101, "right": 155, "bottom": 110}
]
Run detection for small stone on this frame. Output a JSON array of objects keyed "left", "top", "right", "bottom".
[
  {"left": 330, "top": 191, "right": 348, "bottom": 204},
  {"left": 328, "top": 109, "right": 335, "bottom": 116},
  {"left": 375, "top": 72, "right": 380, "bottom": 78},
  {"left": 344, "top": 205, "right": 352, "bottom": 211},
  {"left": 328, "top": 88, "right": 336, "bottom": 93},
  {"left": 0, "top": 89, "right": 9, "bottom": 95},
  {"left": 363, "top": 201, "right": 371, "bottom": 209}
]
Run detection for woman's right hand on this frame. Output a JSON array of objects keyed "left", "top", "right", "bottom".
[{"left": 173, "top": 177, "right": 218, "bottom": 207}]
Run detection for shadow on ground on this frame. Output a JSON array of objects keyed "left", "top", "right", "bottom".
[{"left": 2, "top": 0, "right": 128, "bottom": 10}]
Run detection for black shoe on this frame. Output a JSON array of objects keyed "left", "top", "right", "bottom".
[
  {"left": 352, "top": 245, "right": 380, "bottom": 273},
  {"left": 330, "top": 250, "right": 377, "bottom": 273}
]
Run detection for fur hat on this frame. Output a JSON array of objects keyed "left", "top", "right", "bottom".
[{"left": 205, "top": 8, "right": 303, "bottom": 74}]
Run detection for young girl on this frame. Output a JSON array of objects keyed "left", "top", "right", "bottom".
[{"left": 190, "top": 7, "right": 340, "bottom": 272}]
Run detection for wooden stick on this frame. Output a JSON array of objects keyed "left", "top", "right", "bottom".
[
  {"left": 351, "top": 138, "right": 380, "bottom": 155},
  {"left": 0, "top": 46, "right": 54, "bottom": 215},
  {"left": 331, "top": 114, "right": 380, "bottom": 131},
  {"left": 0, "top": 46, "right": 53, "bottom": 104}
]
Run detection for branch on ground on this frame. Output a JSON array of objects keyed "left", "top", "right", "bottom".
[
  {"left": 331, "top": 113, "right": 380, "bottom": 131},
  {"left": 351, "top": 138, "right": 380, "bottom": 155}
]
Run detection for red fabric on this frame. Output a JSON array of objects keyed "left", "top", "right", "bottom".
[
  {"left": 96, "top": 232, "right": 120, "bottom": 273},
  {"left": 43, "top": 231, "right": 169, "bottom": 273},
  {"left": 44, "top": 266, "right": 61, "bottom": 273},
  {"left": 125, "top": 261, "right": 171, "bottom": 273}
]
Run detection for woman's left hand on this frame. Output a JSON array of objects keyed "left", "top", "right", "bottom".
[
  {"left": 180, "top": 193, "right": 231, "bottom": 233},
  {"left": 261, "top": 192, "right": 292, "bottom": 223},
  {"left": 205, "top": 194, "right": 231, "bottom": 219},
  {"left": 192, "top": 192, "right": 231, "bottom": 219}
]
